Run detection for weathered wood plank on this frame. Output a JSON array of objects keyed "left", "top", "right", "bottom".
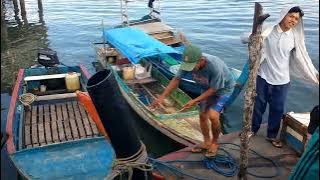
[
  {"left": 24, "top": 110, "right": 32, "bottom": 147},
  {"left": 86, "top": 111, "right": 99, "bottom": 136},
  {"left": 61, "top": 103, "right": 73, "bottom": 140},
  {"left": 67, "top": 102, "right": 79, "bottom": 139},
  {"left": 35, "top": 93, "right": 82, "bottom": 101},
  {"left": 55, "top": 103, "right": 66, "bottom": 141},
  {"left": 50, "top": 104, "right": 59, "bottom": 143},
  {"left": 44, "top": 104, "right": 52, "bottom": 144},
  {"left": 78, "top": 103, "right": 93, "bottom": 137},
  {"left": 38, "top": 105, "right": 46, "bottom": 145},
  {"left": 31, "top": 106, "right": 39, "bottom": 146},
  {"left": 72, "top": 101, "right": 86, "bottom": 138}
]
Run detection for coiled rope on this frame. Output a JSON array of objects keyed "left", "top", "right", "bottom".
[
  {"left": 105, "top": 143, "right": 153, "bottom": 180},
  {"left": 19, "top": 93, "right": 37, "bottom": 109},
  {"left": 149, "top": 142, "right": 281, "bottom": 179}
]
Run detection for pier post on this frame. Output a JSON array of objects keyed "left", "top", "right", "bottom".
[
  {"left": 238, "top": 2, "right": 269, "bottom": 180},
  {"left": 37, "top": 0, "right": 44, "bottom": 23},
  {"left": 1, "top": 0, "right": 8, "bottom": 50},
  {"left": 19, "top": 0, "right": 28, "bottom": 24},
  {"left": 12, "top": 0, "right": 21, "bottom": 25}
]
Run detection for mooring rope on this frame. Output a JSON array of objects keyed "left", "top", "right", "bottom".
[
  {"left": 105, "top": 143, "right": 153, "bottom": 180},
  {"left": 19, "top": 93, "right": 37, "bottom": 109}
]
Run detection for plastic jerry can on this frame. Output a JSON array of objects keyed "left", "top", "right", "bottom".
[{"left": 65, "top": 72, "right": 80, "bottom": 91}]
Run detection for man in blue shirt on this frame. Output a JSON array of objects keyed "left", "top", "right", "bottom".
[{"left": 151, "top": 45, "right": 235, "bottom": 157}]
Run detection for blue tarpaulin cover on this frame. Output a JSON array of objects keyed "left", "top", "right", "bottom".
[{"left": 103, "top": 27, "right": 181, "bottom": 64}]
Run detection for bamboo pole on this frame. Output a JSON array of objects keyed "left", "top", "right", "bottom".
[{"left": 238, "top": 2, "right": 269, "bottom": 180}]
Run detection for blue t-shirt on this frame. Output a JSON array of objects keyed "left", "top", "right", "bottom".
[{"left": 176, "top": 55, "right": 235, "bottom": 96}]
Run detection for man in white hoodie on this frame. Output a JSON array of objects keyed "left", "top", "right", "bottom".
[{"left": 241, "top": 5, "right": 319, "bottom": 148}]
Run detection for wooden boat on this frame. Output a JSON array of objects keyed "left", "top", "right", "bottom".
[
  {"left": 4, "top": 62, "right": 115, "bottom": 179},
  {"left": 96, "top": 13, "right": 242, "bottom": 100},
  {"left": 95, "top": 27, "right": 207, "bottom": 147}
]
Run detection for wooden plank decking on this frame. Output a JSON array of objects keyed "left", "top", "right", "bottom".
[{"left": 23, "top": 100, "right": 100, "bottom": 148}]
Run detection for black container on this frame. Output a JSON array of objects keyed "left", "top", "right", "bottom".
[{"left": 87, "top": 69, "right": 141, "bottom": 159}]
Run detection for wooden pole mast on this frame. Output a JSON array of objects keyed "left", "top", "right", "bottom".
[{"left": 238, "top": 2, "right": 269, "bottom": 180}]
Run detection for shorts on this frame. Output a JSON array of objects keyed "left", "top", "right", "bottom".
[{"left": 199, "top": 95, "right": 231, "bottom": 113}]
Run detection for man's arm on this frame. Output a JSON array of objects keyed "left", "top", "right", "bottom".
[
  {"left": 179, "top": 87, "right": 216, "bottom": 111},
  {"left": 193, "top": 87, "right": 216, "bottom": 103},
  {"left": 150, "top": 77, "right": 180, "bottom": 108}
]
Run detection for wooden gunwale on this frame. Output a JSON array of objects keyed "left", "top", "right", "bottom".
[{"left": 6, "top": 69, "right": 24, "bottom": 154}]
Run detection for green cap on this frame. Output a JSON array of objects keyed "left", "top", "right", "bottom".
[{"left": 180, "top": 45, "right": 202, "bottom": 71}]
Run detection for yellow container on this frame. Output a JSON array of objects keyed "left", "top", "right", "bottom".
[
  {"left": 122, "top": 66, "right": 135, "bottom": 80},
  {"left": 65, "top": 72, "right": 80, "bottom": 91}
]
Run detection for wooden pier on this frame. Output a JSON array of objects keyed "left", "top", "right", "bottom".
[{"left": 157, "top": 124, "right": 300, "bottom": 179}]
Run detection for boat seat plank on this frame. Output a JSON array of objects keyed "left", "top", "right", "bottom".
[
  {"left": 72, "top": 101, "right": 86, "bottom": 138},
  {"left": 24, "top": 73, "right": 81, "bottom": 82},
  {"left": 31, "top": 106, "right": 39, "bottom": 146},
  {"left": 160, "top": 37, "right": 181, "bottom": 45},
  {"left": 125, "top": 77, "right": 157, "bottom": 85},
  {"left": 55, "top": 103, "right": 66, "bottom": 141},
  {"left": 78, "top": 103, "right": 94, "bottom": 137},
  {"left": 24, "top": 109, "right": 32, "bottom": 146},
  {"left": 50, "top": 105, "right": 59, "bottom": 143},
  {"left": 35, "top": 93, "right": 79, "bottom": 101},
  {"left": 44, "top": 105, "right": 53, "bottom": 144},
  {"left": 131, "top": 22, "right": 173, "bottom": 34},
  {"left": 37, "top": 105, "right": 46, "bottom": 145},
  {"left": 67, "top": 102, "right": 80, "bottom": 139},
  {"left": 61, "top": 103, "right": 73, "bottom": 140}
]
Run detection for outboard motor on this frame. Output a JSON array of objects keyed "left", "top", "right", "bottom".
[{"left": 37, "top": 48, "right": 60, "bottom": 67}]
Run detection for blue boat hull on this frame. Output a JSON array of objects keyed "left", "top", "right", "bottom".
[{"left": 5, "top": 65, "right": 115, "bottom": 179}]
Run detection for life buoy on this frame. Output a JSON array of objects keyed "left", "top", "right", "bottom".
[{"left": 76, "top": 91, "right": 108, "bottom": 138}]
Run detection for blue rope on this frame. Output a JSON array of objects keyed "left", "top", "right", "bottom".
[{"left": 148, "top": 142, "right": 281, "bottom": 179}]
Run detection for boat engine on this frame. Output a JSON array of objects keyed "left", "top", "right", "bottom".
[{"left": 37, "top": 49, "right": 60, "bottom": 67}]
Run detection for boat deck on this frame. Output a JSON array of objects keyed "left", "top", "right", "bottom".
[
  {"left": 157, "top": 124, "right": 300, "bottom": 179},
  {"left": 23, "top": 100, "right": 100, "bottom": 148}
]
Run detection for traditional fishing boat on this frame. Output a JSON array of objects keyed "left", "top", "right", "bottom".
[
  {"left": 4, "top": 49, "right": 114, "bottom": 179},
  {"left": 95, "top": 0, "right": 243, "bottom": 101},
  {"left": 96, "top": 27, "right": 206, "bottom": 147}
]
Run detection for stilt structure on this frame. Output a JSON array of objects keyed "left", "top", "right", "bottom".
[
  {"left": 238, "top": 2, "right": 269, "bottom": 180},
  {"left": 119, "top": 0, "right": 160, "bottom": 26}
]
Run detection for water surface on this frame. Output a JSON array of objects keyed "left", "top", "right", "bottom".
[{"left": 1, "top": 0, "right": 319, "bottom": 148}]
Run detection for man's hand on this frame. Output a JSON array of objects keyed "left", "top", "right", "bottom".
[
  {"left": 150, "top": 97, "right": 163, "bottom": 109},
  {"left": 178, "top": 99, "right": 198, "bottom": 112}
]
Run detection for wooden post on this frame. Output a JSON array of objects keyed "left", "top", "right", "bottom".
[
  {"left": 19, "top": 0, "right": 28, "bottom": 24},
  {"left": 1, "top": 0, "right": 8, "bottom": 50},
  {"left": 238, "top": 2, "right": 269, "bottom": 180},
  {"left": 12, "top": 0, "right": 21, "bottom": 25},
  {"left": 37, "top": 0, "right": 44, "bottom": 23}
]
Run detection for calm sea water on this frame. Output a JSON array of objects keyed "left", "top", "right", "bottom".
[{"left": 1, "top": 0, "right": 319, "bottom": 178}]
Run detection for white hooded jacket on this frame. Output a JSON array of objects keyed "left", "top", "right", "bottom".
[{"left": 241, "top": 5, "right": 319, "bottom": 85}]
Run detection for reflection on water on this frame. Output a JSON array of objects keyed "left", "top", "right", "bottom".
[
  {"left": 0, "top": 0, "right": 319, "bottom": 178},
  {"left": 1, "top": 0, "right": 48, "bottom": 93},
  {"left": 1, "top": 0, "right": 319, "bottom": 131}
]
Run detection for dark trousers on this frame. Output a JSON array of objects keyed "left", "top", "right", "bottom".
[{"left": 252, "top": 76, "right": 290, "bottom": 138}]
